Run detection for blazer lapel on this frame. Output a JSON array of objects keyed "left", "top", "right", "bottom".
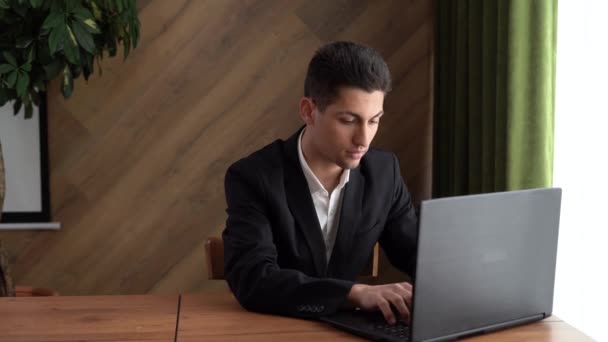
[
  {"left": 327, "top": 167, "right": 364, "bottom": 277},
  {"left": 283, "top": 128, "right": 328, "bottom": 276}
]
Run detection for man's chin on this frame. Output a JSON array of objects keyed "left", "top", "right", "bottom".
[{"left": 339, "top": 159, "right": 361, "bottom": 170}]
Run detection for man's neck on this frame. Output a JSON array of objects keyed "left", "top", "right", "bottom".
[{"left": 301, "top": 130, "right": 343, "bottom": 194}]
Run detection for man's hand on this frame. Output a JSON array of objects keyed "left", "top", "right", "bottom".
[{"left": 346, "top": 282, "right": 413, "bottom": 324}]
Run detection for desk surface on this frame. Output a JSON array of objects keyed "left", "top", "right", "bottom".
[
  {"left": 0, "top": 290, "right": 594, "bottom": 342},
  {"left": 177, "top": 290, "right": 356, "bottom": 341},
  {"left": 178, "top": 290, "right": 594, "bottom": 342},
  {"left": 0, "top": 294, "right": 179, "bottom": 342}
]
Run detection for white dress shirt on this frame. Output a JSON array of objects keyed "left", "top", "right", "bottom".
[{"left": 298, "top": 129, "right": 350, "bottom": 263}]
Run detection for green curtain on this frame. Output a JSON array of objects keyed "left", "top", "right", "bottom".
[{"left": 434, "top": 0, "right": 557, "bottom": 197}]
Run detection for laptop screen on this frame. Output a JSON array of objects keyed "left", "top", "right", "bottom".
[{"left": 410, "top": 188, "right": 561, "bottom": 341}]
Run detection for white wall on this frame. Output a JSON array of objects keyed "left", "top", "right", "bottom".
[{"left": 553, "top": 1, "right": 608, "bottom": 341}]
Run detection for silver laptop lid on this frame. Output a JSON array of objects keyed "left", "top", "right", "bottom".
[{"left": 411, "top": 188, "right": 561, "bottom": 342}]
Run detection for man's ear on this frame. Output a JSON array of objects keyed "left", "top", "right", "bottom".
[{"left": 299, "top": 97, "right": 316, "bottom": 125}]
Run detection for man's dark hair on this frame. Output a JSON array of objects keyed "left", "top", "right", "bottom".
[{"left": 304, "top": 41, "right": 392, "bottom": 111}]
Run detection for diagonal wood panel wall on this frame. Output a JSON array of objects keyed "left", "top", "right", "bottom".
[{"left": 0, "top": 0, "right": 433, "bottom": 294}]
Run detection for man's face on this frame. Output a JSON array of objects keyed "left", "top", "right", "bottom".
[{"left": 302, "top": 87, "right": 385, "bottom": 170}]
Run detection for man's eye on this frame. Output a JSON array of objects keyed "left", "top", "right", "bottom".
[
  {"left": 340, "top": 119, "right": 356, "bottom": 124},
  {"left": 370, "top": 120, "right": 380, "bottom": 125}
]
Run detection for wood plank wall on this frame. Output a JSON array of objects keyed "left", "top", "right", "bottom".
[{"left": 0, "top": 0, "right": 433, "bottom": 294}]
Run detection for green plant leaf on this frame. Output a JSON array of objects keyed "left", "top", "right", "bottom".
[
  {"left": 0, "top": 64, "right": 15, "bottom": 74},
  {"left": 65, "top": 0, "right": 77, "bottom": 12},
  {"left": 64, "top": 44, "right": 79, "bottom": 64},
  {"left": 13, "top": 98, "right": 23, "bottom": 115},
  {"left": 81, "top": 49, "right": 93, "bottom": 80},
  {"left": 29, "top": 0, "right": 43, "bottom": 8},
  {"left": 48, "top": 25, "right": 67, "bottom": 55},
  {"left": 24, "top": 101, "right": 34, "bottom": 119},
  {"left": 36, "top": 40, "right": 53, "bottom": 63},
  {"left": 26, "top": 46, "right": 34, "bottom": 63},
  {"left": 71, "top": 64, "right": 81, "bottom": 78},
  {"left": 6, "top": 70, "right": 18, "bottom": 87},
  {"left": 63, "top": 30, "right": 80, "bottom": 64},
  {"left": 12, "top": 1, "right": 27, "bottom": 17},
  {"left": 0, "top": 0, "right": 141, "bottom": 111},
  {"left": 16, "top": 71, "right": 29, "bottom": 97},
  {"left": 123, "top": 35, "right": 131, "bottom": 60},
  {"left": 50, "top": 0, "right": 63, "bottom": 12},
  {"left": 81, "top": 18, "right": 100, "bottom": 33},
  {"left": 15, "top": 36, "right": 33, "bottom": 49},
  {"left": 107, "top": 39, "right": 117, "bottom": 57},
  {"left": 71, "top": 6, "right": 94, "bottom": 21},
  {"left": 88, "top": 0, "right": 102, "bottom": 20},
  {"left": 2, "top": 52, "right": 17, "bottom": 66},
  {"left": 0, "top": 88, "right": 8, "bottom": 107},
  {"left": 96, "top": 55, "right": 103, "bottom": 76},
  {"left": 66, "top": 24, "right": 78, "bottom": 46},
  {"left": 31, "top": 89, "right": 41, "bottom": 105},
  {"left": 131, "top": 20, "right": 140, "bottom": 48},
  {"left": 71, "top": 20, "right": 95, "bottom": 54},
  {"left": 43, "top": 59, "right": 63, "bottom": 80},
  {"left": 42, "top": 11, "right": 65, "bottom": 30},
  {"left": 61, "top": 65, "right": 73, "bottom": 98}
]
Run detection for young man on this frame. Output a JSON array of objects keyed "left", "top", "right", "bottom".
[{"left": 223, "top": 41, "right": 418, "bottom": 325}]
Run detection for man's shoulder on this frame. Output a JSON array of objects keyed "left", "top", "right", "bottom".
[{"left": 227, "top": 139, "right": 285, "bottom": 175}]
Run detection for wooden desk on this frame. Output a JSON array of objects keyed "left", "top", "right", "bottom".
[
  {"left": 465, "top": 320, "right": 594, "bottom": 342},
  {"left": 177, "top": 290, "right": 356, "bottom": 341},
  {"left": 0, "top": 291, "right": 593, "bottom": 341},
  {"left": 0, "top": 294, "right": 179, "bottom": 342},
  {"left": 177, "top": 290, "right": 594, "bottom": 341}
]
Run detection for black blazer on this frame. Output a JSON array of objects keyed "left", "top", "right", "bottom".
[{"left": 223, "top": 128, "right": 418, "bottom": 318}]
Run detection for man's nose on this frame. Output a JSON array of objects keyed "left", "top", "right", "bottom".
[{"left": 353, "top": 125, "right": 371, "bottom": 147}]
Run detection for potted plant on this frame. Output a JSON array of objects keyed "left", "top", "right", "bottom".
[{"left": 0, "top": 0, "right": 140, "bottom": 220}]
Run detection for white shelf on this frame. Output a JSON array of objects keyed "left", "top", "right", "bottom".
[{"left": 0, "top": 222, "right": 61, "bottom": 230}]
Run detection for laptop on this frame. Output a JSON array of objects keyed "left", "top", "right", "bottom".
[{"left": 321, "top": 188, "right": 562, "bottom": 341}]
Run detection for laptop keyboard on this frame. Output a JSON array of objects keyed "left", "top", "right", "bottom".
[
  {"left": 366, "top": 314, "right": 410, "bottom": 340},
  {"left": 322, "top": 310, "right": 411, "bottom": 341}
]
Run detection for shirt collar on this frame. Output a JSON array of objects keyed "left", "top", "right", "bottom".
[{"left": 298, "top": 128, "right": 350, "bottom": 194}]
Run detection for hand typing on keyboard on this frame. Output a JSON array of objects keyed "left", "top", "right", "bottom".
[{"left": 346, "top": 282, "right": 413, "bottom": 325}]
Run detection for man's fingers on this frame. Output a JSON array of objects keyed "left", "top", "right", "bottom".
[
  {"left": 403, "top": 289, "right": 413, "bottom": 309},
  {"left": 392, "top": 284, "right": 413, "bottom": 309},
  {"left": 377, "top": 300, "right": 396, "bottom": 324},
  {"left": 387, "top": 294, "right": 410, "bottom": 322},
  {"left": 398, "top": 282, "right": 413, "bottom": 291},
  {"left": 355, "top": 282, "right": 414, "bottom": 324}
]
